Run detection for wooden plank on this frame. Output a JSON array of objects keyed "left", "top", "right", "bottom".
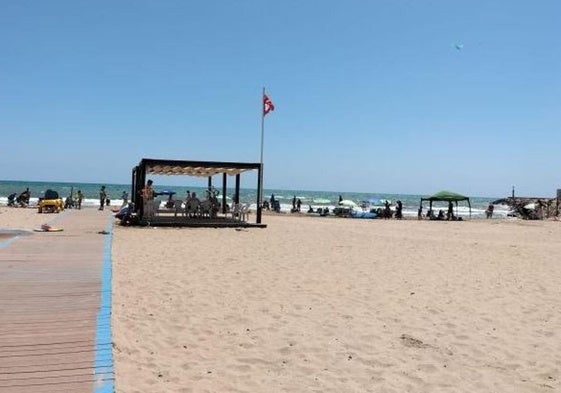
[{"left": 0, "top": 209, "right": 113, "bottom": 393}]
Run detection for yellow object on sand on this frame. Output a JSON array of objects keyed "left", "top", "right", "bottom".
[{"left": 34, "top": 224, "right": 64, "bottom": 232}]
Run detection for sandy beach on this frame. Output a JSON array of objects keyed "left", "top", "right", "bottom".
[
  {"left": 108, "top": 213, "right": 560, "bottom": 392},
  {"left": 1, "top": 207, "right": 560, "bottom": 392},
  {"left": 0, "top": 206, "right": 58, "bottom": 232},
  {"left": 3, "top": 1, "right": 560, "bottom": 391}
]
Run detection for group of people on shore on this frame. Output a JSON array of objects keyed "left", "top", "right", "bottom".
[
  {"left": 6, "top": 187, "right": 88, "bottom": 210},
  {"left": 418, "top": 201, "right": 462, "bottom": 221},
  {"left": 264, "top": 194, "right": 304, "bottom": 213},
  {"left": 379, "top": 200, "right": 403, "bottom": 219},
  {"left": 291, "top": 195, "right": 302, "bottom": 212},
  {"left": 66, "top": 189, "right": 84, "bottom": 209},
  {"left": 4, "top": 183, "right": 494, "bottom": 221},
  {"left": 7, "top": 188, "right": 31, "bottom": 208},
  {"left": 136, "top": 179, "right": 215, "bottom": 219},
  {"left": 98, "top": 186, "right": 129, "bottom": 211},
  {"left": 265, "top": 194, "right": 281, "bottom": 212}
]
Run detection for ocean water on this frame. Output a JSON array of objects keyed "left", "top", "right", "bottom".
[{"left": 0, "top": 179, "right": 508, "bottom": 218}]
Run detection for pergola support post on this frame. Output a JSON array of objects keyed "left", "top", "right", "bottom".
[
  {"left": 234, "top": 174, "right": 240, "bottom": 204},
  {"left": 256, "top": 164, "right": 263, "bottom": 224},
  {"left": 131, "top": 167, "right": 137, "bottom": 211},
  {"left": 222, "top": 173, "right": 227, "bottom": 214}
]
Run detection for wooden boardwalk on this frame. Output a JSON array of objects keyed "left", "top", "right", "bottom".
[{"left": 0, "top": 209, "right": 114, "bottom": 393}]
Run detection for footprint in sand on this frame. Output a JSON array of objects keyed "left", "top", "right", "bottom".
[{"left": 400, "top": 334, "right": 431, "bottom": 349}]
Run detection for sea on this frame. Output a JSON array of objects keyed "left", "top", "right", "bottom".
[{"left": 0, "top": 180, "right": 509, "bottom": 218}]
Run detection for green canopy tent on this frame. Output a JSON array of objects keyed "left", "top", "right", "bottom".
[{"left": 420, "top": 190, "right": 471, "bottom": 219}]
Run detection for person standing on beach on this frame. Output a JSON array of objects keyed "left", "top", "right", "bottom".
[
  {"left": 76, "top": 190, "right": 83, "bottom": 210},
  {"left": 384, "top": 200, "right": 391, "bottom": 219},
  {"left": 142, "top": 180, "right": 155, "bottom": 217},
  {"left": 15, "top": 188, "right": 30, "bottom": 207},
  {"left": 17, "top": 188, "right": 31, "bottom": 207},
  {"left": 447, "top": 201, "right": 454, "bottom": 220},
  {"left": 485, "top": 203, "right": 494, "bottom": 219},
  {"left": 292, "top": 195, "right": 296, "bottom": 211},
  {"left": 99, "top": 186, "right": 107, "bottom": 211},
  {"left": 395, "top": 200, "right": 403, "bottom": 219}
]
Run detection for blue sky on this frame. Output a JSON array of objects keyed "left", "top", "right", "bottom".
[{"left": 1, "top": 0, "right": 559, "bottom": 197}]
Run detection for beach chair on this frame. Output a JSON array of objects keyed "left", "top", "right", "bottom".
[
  {"left": 185, "top": 199, "right": 200, "bottom": 218},
  {"left": 199, "top": 200, "right": 212, "bottom": 218},
  {"left": 240, "top": 203, "right": 251, "bottom": 221}
]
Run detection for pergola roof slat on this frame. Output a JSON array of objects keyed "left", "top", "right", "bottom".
[{"left": 143, "top": 159, "right": 260, "bottom": 177}]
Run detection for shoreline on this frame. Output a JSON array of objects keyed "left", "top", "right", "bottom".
[
  {"left": 0, "top": 202, "right": 512, "bottom": 220},
  {"left": 0, "top": 179, "right": 514, "bottom": 219}
]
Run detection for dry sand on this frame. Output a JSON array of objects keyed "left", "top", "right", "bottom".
[
  {"left": 0, "top": 206, "right": 59, "bottom": 231},
  {"left": 111, "top": 214, "right": 561, "bottom": 393}
]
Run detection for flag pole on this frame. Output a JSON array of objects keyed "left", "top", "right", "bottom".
[
  {"left": 257, "top": 87, "right": 265, "bottom": 223},
  {"left": 260, "top": 86, "right": 265, "bottom": 172}
]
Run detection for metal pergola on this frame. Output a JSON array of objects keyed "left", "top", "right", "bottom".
[{"left": 131, "top": 158, "right": 264, "bottom": 225}]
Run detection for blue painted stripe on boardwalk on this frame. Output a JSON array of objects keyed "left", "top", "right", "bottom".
[
  {"left": 93, "top": 214, "right": 115, "bottom": 393},
  {"left": 0, "top": 236, "right": 19, "bottom": 249}
]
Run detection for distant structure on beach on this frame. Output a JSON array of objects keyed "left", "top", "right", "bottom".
[{"left": 493, "top": 195, "right": 559, "bottom": 220}]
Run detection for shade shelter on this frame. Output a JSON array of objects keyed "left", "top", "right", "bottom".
[
  {"left": 131, "top": 158, "right": 265, "bottom": 227},
  {"left": 420, "top": 190, "right": 472, "bottom": 219}
]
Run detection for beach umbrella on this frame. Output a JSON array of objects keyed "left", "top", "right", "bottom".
[{"left": 339, "top": 199, "right": 358, "bottom": 208}]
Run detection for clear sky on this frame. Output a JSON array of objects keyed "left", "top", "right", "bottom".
[{"left": 1, "top": 0, "right": 559, "bottom": 197}]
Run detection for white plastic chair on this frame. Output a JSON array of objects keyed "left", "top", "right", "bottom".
[
  {"left": 199, "top": 200, "right": 212, "bottom": 218},
  {"left": 230, "top": 203, "right": 242, "bottom": 220},
  {"left": 186, "top": 199, "right": 200, "bottom": 218},
  {"left": 240, "top": 203, "right": 251, "bottom": 221}
]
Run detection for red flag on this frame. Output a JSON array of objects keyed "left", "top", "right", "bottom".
[{"left": 263, "top": 94, "right": 275, "bottom": 115}]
